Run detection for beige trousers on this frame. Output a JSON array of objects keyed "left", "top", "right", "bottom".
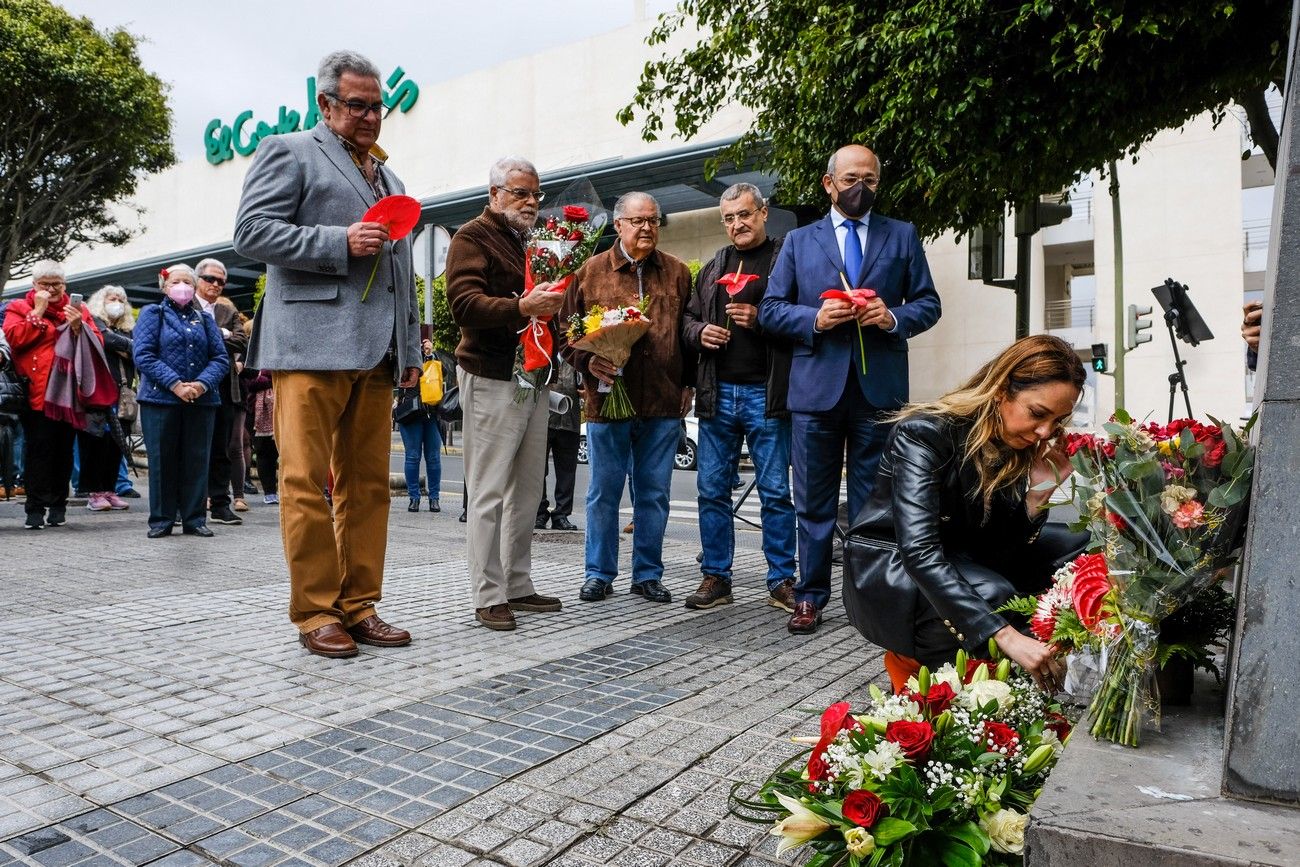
[
  {"left": 273, "top": 364, "right": 394, "bottom": 633},
  {"left": 462, "top": 371, "right": 550, "bottom": 607}
]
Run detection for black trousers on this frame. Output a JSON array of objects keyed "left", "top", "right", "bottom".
[
  {"left": 21, "top": 410, "right": 118, "bottom": 514},
  {"left": 207, "top": 401, "right": 236, "bottom": 509},
  {"left": 142, "top": 403, "right": 216, "bottom": 530},
  {"left": 537, "top": 427, "right": 580, "bottom": 519},
  {"left": 252, "top": 434, "right": 279, "bottom": 495}
]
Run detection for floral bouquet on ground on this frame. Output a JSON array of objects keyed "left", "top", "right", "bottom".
[
  {"left": 513, "top": 179, "right": 608, "bottom": 398},
  {"left": 1006, "top": 411, "right": 1254, "bottom": 746},
  {"left": 731, "top": 644, "right": 1072, "bottom": 866},
  {"left": 565, "top": 301, "right": 650, "bottom": 420}
]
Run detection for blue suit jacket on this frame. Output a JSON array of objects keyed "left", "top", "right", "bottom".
[{"left": 759, "top": 211, "right": 941, "bottom": 412}]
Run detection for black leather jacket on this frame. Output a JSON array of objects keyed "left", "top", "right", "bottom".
[{"left": 842, "top": 412, "right": 1050, "bottom": 658}]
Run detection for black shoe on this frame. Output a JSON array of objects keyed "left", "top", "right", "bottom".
[
  {"left": 458, "top": 511, "right": 467, "bottom": 523},
  {"left": 630, "top": 579, "right": 672, "bottom": 603},
  {"left": 183, "top": 525, "right": 215, "bottom": 537},
  {"left": 551, "top": 516, "right": 578, "bottom": 531},
  {"left": 24, "top": 512, "right": 43, "bottom": 530},
  {"left": 210, "top": 505, "right": 242, "bottom": 525},
  {"left": 408, "top": 497, "right": 420, "bottom": 512},
  {"left": 579, "top": 577, "right": 613, "bottom": 601},
  {"left": 147, "top": 526, "right": 172, "bottom": 539},
  {"left": 120, "top": 488, "right": 142, "bottom": 499},
  {"left": 534, "top": 514, "right": 549, "bottom": 530},
  {"left": 46, "top": 508, "right": 66, "bottom": 527},
  {"left": 428, "top": 499, "right": 440, "bottom": 513},
  {"left": 243, "top": 480, "right": 258, "bottom": 495}
]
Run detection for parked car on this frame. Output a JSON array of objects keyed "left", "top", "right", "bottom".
[{"left": 575, "top": 415, "right": 747, "bottom": 471}]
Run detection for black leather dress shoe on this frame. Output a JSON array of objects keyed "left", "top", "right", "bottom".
[
  {"left": 408, "top": 497, "right": 420, "bottom": 512},
  {"left": 579, "top": 578, "right": 613, "bottom": 601},
  {"left": 147, "top": 526, "right": 172, "bottom": 539},
  {"left": 551, "top": 516, "right": 578, "bottom": 531},
  {"left": 534, "top": 514, "right": 550, "bottom": 530},
  {"left": 630, "top": 579, "right": 672, "bottom": 603},
  {"left": 183, "top": 525, "right": 215, "bottom": 537}
]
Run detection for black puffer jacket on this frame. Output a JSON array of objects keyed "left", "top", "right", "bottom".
[{"left": 842, "top": 412, "right": 1083, "bottom": 661}]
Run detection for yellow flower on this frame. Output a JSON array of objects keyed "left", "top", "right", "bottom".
[
  {"left": 583, "top": 312, "right": 602, "bottom": 334},
  {"left": 1158, "top": 440, "right": 1175, "bottom": 456},
  {"left": 845, "top": 827, "right": 876, "bottom": 858},
  {"left": 769, "top": 791, "right": 830, "bottom": 855},
  {"left": 981, "top": 809, "right": 1028, "bottom": 854}
]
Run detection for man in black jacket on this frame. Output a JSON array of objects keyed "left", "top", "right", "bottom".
[
  {"left": 195, "top": 258, "right": 248, "bottom": 526},
  {"left": 681, "top": 183, "right": 796, "bottom": 615}
]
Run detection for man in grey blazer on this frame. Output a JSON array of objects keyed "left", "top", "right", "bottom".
[{"left": 234, "top": 50, "right": 421, "bottom": 658}]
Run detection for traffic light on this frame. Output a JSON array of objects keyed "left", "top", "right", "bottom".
[
  {"left": 1090, "top": 343, "right": 1107, "bottom": 373},
  {"left": 1014, "top": 200, "right": 1073, "bottom": 236},
  {"left": 1126, "top": 304, "right": 1153, "bottom": 350}
]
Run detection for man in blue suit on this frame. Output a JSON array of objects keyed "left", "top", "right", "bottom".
[{"left": 759, "top": 144, "right": 941, "bottom": 634}]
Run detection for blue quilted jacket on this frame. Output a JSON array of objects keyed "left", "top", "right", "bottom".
[{"left": 132, "top": 299, "right": 229, "bottom": 406}]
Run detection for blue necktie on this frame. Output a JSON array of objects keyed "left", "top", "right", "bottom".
[{"left": 843, "top": 219, "right": 863, "bottom": 286}]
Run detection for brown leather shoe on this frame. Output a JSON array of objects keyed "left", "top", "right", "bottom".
[
  {"left": 508, "top": 593, "right": 563, "bottom": 613},
  {"left": 300, "top": 623, "right": 359, "bottom": 658},
  {"left": 684, "top": 575, "right": 732, "bottom": 610},
  {"left": 787, "top": 600, "right": 822, "bottom": 635},
  {"left": 475, "top": 604, "right": 517, "bottom": 631},
  {"left": 767, "top": 579, "right": 796, "bottom": 614},
  {"left": 346, "top": 615, "right": 412, "bottom": 647}
]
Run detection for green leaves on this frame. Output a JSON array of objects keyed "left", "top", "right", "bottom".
[{"left": 872, "top": 817, "right": 917, "bottom": 846}]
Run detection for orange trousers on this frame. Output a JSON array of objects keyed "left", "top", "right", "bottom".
[{"left": 884, "top": 651, "right": 922, "bottom": 694}]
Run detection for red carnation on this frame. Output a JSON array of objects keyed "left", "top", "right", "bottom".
[
  {"left": 842, "top": 790, "right": 886, "bottom": 829},
  {"left": 1046, "top": 711, "right": 1072, "bottom": 741},
  {"left": 909, "top": 682, "right": 956, "bottom": 716},
  {"left": 885, "top": 720, "right": 935, "bottom": 762},
  {"left": 981, "top": 721, "right": 1021, "bottom": 756},
  {"left": 1203, "top": 440, "right": 1227, "bottom": 468},
  {"left": 562, "top": 205, "right": 589, "bottom": 222},
  {"left": 1105, "top": 510, "right": 1127, "bottom": 532}
]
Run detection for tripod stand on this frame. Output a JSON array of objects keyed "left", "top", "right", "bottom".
[{"left": 1164, "top": 307, "right": 1193, "bottom": 423}]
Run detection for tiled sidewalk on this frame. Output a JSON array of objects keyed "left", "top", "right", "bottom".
[{"left": 0, "top": 492, "right": 884, "bottom": 865}]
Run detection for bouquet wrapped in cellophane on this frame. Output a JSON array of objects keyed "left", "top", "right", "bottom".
[
  {"left": 730, "top": 643, "right": 1072, "bottom": 866},
  {"left": 1045, "top": 410, "right": 1255, "bottom": 746},
  {"left": 564, "top": 301, "right": 650, "bottom": 420},
  {"left": 514, "top": 179, "right": 608, "bottom": 399}
]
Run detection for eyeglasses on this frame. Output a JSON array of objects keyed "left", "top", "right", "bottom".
[
  {"left": 619, "top": 216, "right": 662, "bottom": 228},
  {"left": 834, "top": 174, "right": 880, "bottom": 189},
  {"left": 34, "top": 280, "right": 66, "bottom": 288},
  {"left": 199, "top": 275, "right": 227, "bottom": 288},
  {"left": 721, "top": 209, "right": 762, "bottom": 225},
  {"left": 498, "top": 187, "right": 545, "bottom": 203},
  {"left": 323, "top": 93, "right": 386, "bottom": 119}
]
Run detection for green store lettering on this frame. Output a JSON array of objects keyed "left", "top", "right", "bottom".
[{"left": 204, "top": 67, "right": 419, "bottom": 166}]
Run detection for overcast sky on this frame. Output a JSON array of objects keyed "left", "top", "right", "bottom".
[{"left": 57, "top": 0, "right": 675, "bottom": 160}]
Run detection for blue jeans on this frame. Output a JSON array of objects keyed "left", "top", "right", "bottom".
[
  {"left": 792, "top": 379, "right": 890, "bottom": 609},
  {"left": 585, "top": 416, "right": 680, "bottom": 586},
  {"left": 398, "top": 414, "right": 442, "bottom": 500},
  {"left": 697, "top": 383, "right": 795, "bottom": 590}
]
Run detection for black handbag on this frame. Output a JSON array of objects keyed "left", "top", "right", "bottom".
[
  {"left": 0, "top": 366, "right": 28, "bottom": 416},
  {"left": 393, "top": 387, "right": 423, "bottom": 423},
  {"left": 841, "top": 533, "right": 920, "bottom": 657},
  {"left": 437, "top": 385, "right": 462, "bottom": 423}
]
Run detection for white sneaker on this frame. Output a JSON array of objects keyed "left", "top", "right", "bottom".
[{"left": 264, "top": 493, "right": 279, "bottom": 505}]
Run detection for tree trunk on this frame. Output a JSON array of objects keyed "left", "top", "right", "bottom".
[{"left": 1240, "top": 88, "right": 1280, "bottom": 170}]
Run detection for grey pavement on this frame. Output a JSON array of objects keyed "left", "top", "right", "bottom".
[{"left": 0, "top": 474, "right": 883, "bottom": 866}]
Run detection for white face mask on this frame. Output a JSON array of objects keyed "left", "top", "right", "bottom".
[{"left": 105, "top": 302, "right": 126, "bottom": 319}]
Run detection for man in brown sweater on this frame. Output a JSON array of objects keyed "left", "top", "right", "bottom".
[
  {"left": 446, "top": 156, "right": 565, "bottom": 631},
  {"left": 559, "top": 192, "right": 695, "bottom": 605}
]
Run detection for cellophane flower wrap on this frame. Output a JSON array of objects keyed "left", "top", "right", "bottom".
[
  {"left": 731, "top": 646, "right": 1072, "bottom": 866},
  {"left": 513, "top": 178, "right": 608, "bottom": 400},
  {"left": 564, "top": 301, "right": 650, "bottom": 420},
  {"left": 1055, "top": 410, "right": 1255, "bottom": 746}
]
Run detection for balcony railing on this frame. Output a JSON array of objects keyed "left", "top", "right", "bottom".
[
  {"left": 1045, "top": 187, "right": 1093, "bottom": 223},
  {"left": 1045, "top": 299, "right": 1095, "bottom": 330},
  {"left": 1244, "top": 218, "right": 1270, "bottom": 272}
]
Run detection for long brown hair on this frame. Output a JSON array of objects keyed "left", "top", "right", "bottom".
[{"left": 895, "top": 335, "right": 1086, "bottom": 512}]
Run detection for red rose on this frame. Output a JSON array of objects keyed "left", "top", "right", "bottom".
[
  {"left": 981, "top": 721, "right": 1021, "bottom": 755},
  {"left": 909, "top": 682, "right": 956, "bottom": 716},
  {"left": 842, "top": 789, "right": 886, "bottom": 828},
  {"left": 1070, "top": 553, "right": 1111, "bottom": 630},
  {"left": 965, "top": 659, "right": 995, "bottom": 683},
  {"left": 545, "top": 216, "right": 558, "bottom": 231},
  {"left": 569, "top": 229, "right": 584, "bottom": 242},
  {"left": 885, "top": 720, "right": 935, "bottom": 762},
  {"left": 563, "top": 205, "right": 589, "bottom": 222},
  {"left": 1203, "top": 440, "right": 1227, "bottom": 467},
  {"left": 1064, "top": 433, "right": 1094, "bottom": 457},
  {"left": 1046, "top": 711, "right": 1072, "bottom": 741}
]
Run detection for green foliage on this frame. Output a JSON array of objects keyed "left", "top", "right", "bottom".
[
  {"left": 620, "top": 0, "right": 1289, "bottom": 239},
  {"left": 0, "top": 0, "right": 176, "bottom": 285}
]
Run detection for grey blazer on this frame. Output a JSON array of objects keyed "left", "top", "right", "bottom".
[{"left": 233, "top": 122, "right": 420, "bottom": 380}]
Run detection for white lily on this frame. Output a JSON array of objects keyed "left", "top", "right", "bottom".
[{"left": 770, "top": 791, "right": 831, "bottom": 855}]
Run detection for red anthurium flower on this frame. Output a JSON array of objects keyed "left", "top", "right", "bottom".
[
  {"left": 819, "top": 287, "right": 878, "bottom": 307},
  {"left": 359, "top": 195, "right": 422, "bottom": 301},
  {"left": 1070, "top": 553, "right": 1112, "bottom": 631},
  {"left": 818, "top": 702, "right": 863, "bottom": 739},
  {"left": 717, "top": 271, "right": 760, "bottom": 297}
]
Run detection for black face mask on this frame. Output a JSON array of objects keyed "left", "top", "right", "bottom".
[{"left": 835, "top": 181, "right": 876, "bottom": 219}]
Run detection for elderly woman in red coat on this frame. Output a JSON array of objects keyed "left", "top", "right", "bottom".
[{"left": 2, "top": 260, "right": 119, "bottom": 529}]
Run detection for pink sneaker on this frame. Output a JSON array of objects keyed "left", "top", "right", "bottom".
[
  {"left": 106, "top": 493, "right": 130, "bottom": 510},
  {"left": 87, "top": 493, "right": 112, "bottom": 511}
]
